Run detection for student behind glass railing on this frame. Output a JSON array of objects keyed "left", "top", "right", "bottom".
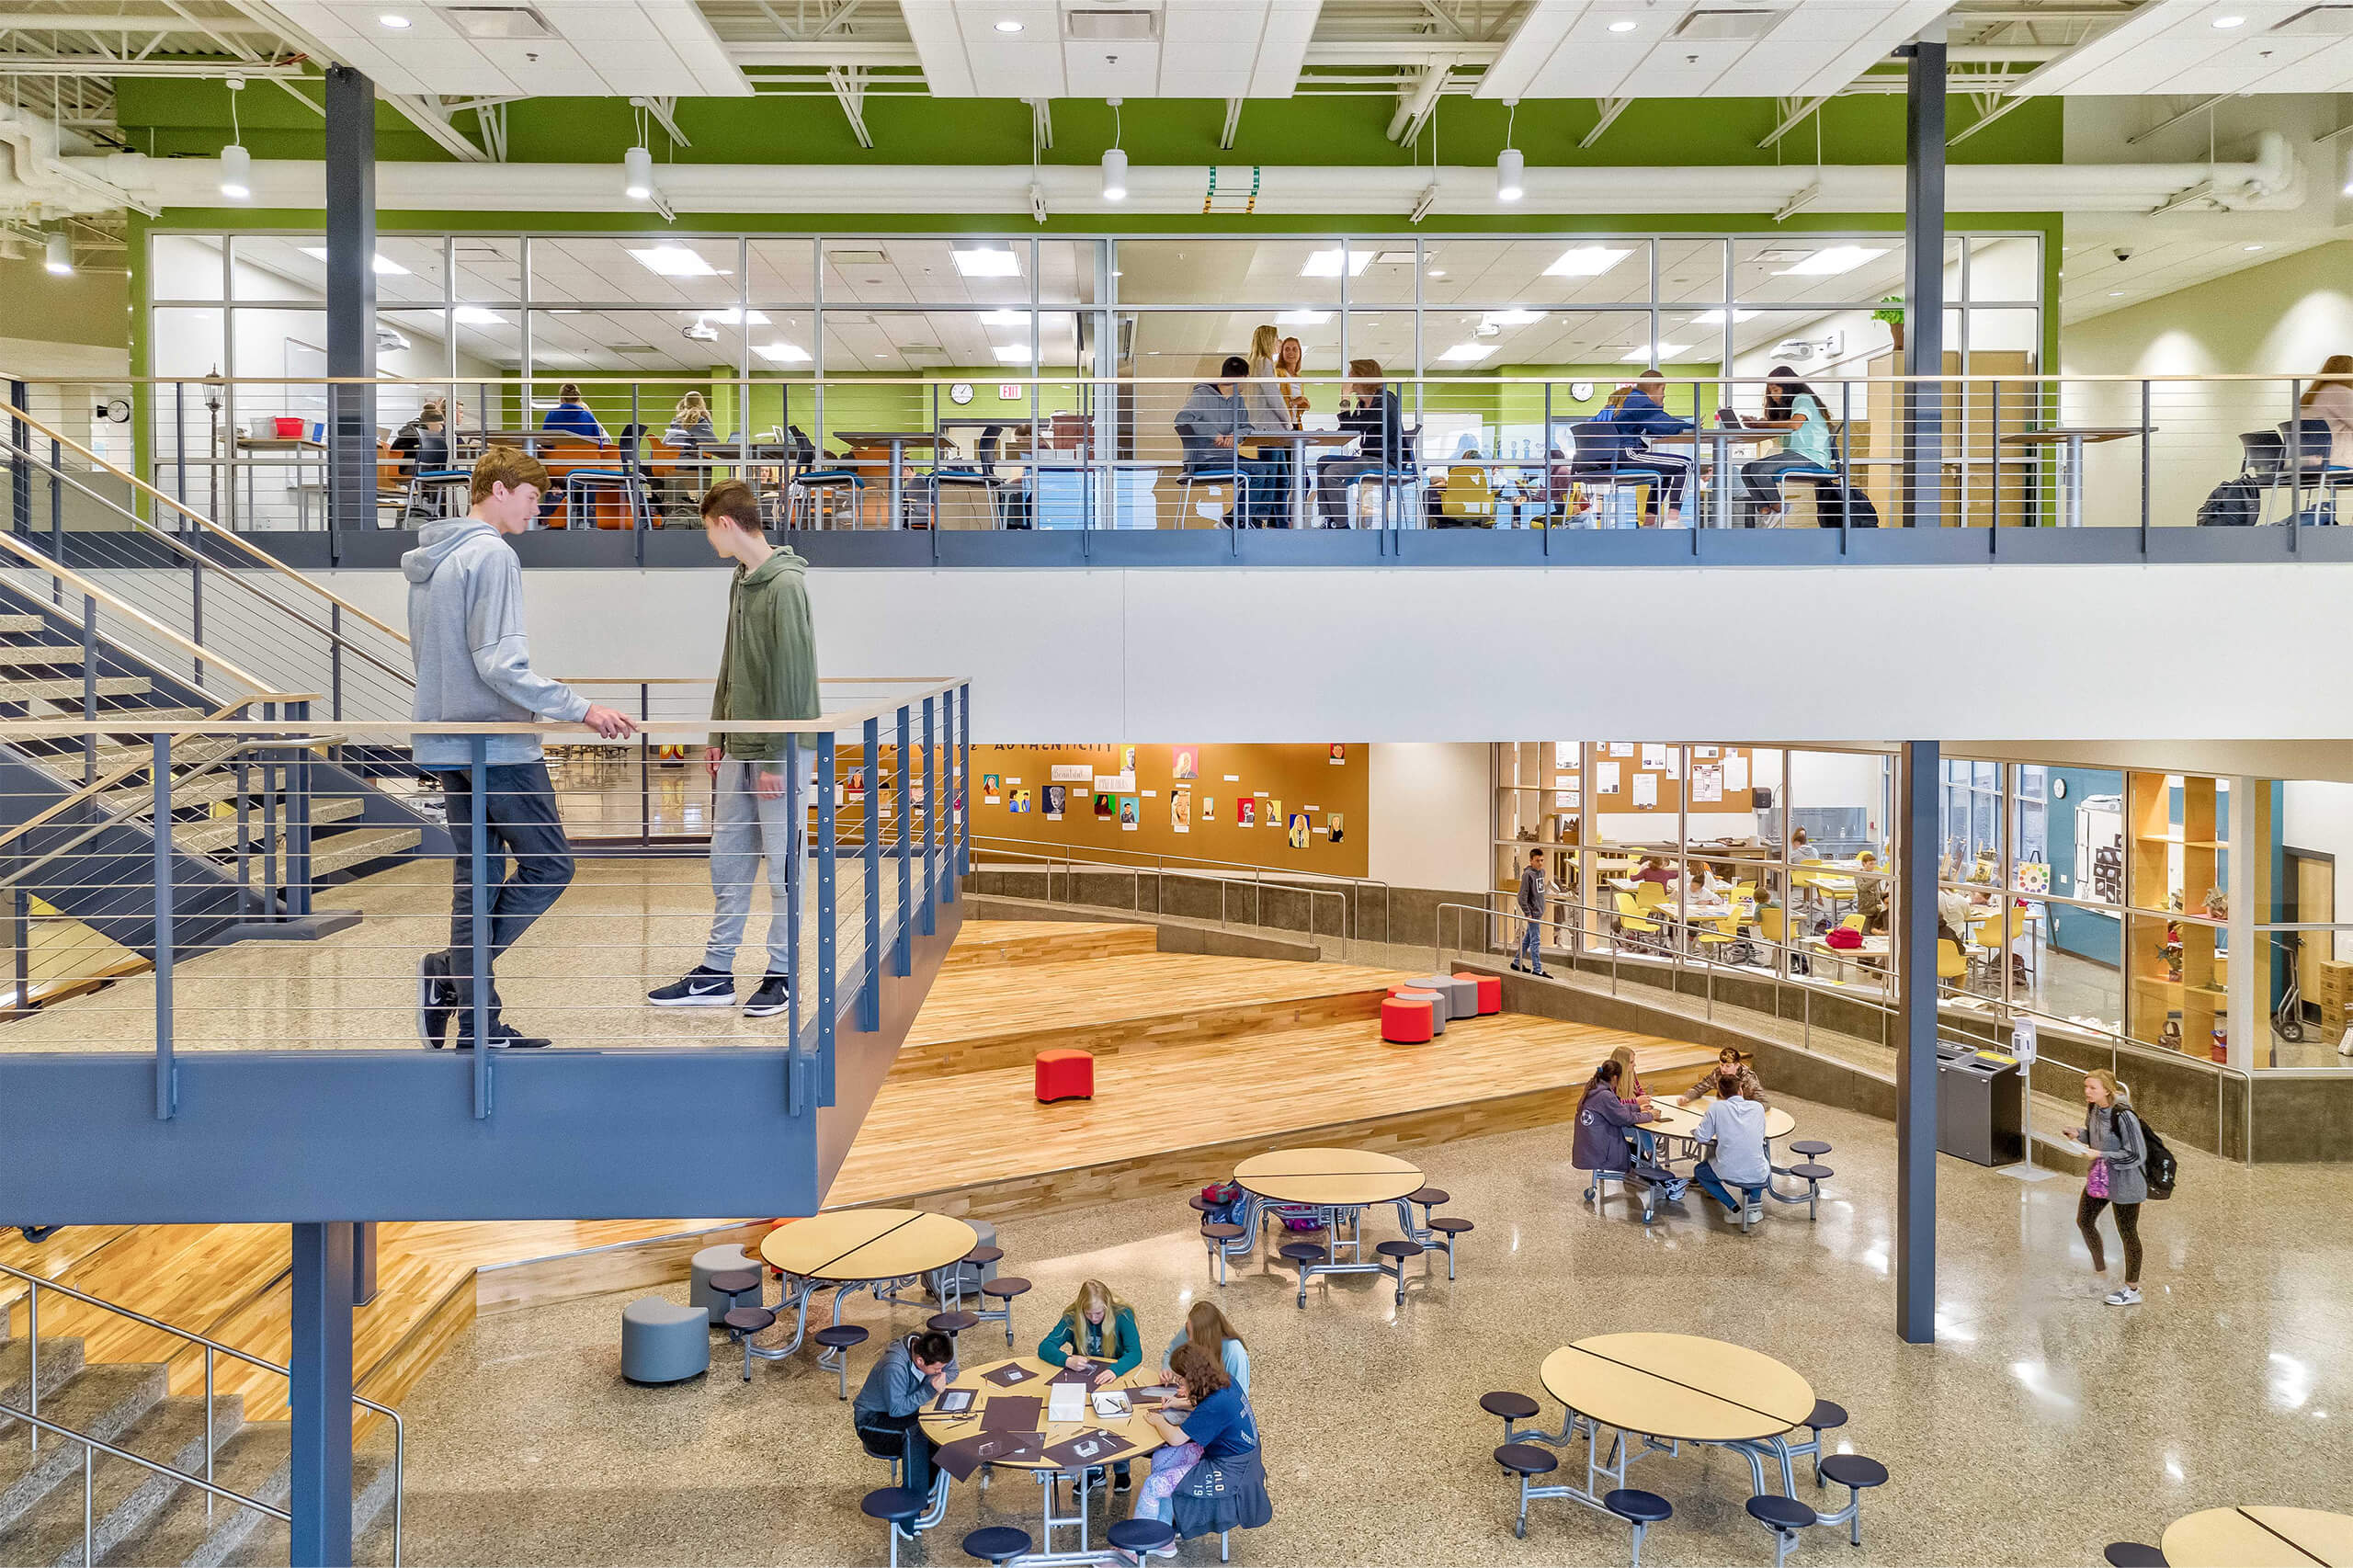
[
  {"left": 2299, "top": 355, "right": 2353, "bottom": 470},
  {"left": 1314, "top": 358, "right": 1404, "bottom": 528}
]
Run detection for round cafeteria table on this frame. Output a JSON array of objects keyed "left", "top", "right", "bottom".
[
  {"left": 1233, "top": 1147, "right": 1424, "bottom": 1295},
  {"left": 1644, "top": 1098, "right": 1798, "bottom": 1145},
  {"left": 752, "top": 1209, "right": 979, "bottom": 1361},
  {"left": 1536, "top": 1332, "right": 1819, "bottom": 1507},
  {"left": 918, "top": 1355, "right": 1168, "bottom": 1563},
  {"left": 2164, "top": 1507, "right": 2353, "bottom": 1568}
]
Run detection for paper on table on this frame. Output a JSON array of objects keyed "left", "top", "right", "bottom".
[
  {"left": 1042, "top": 1428, "right": 1137, "bottom": 1468},
  {"left": 934, "top": 1388, "right": 977, "bottom": 1414},
  {"left": 1049, "top": 1363, "right": 1096, "bottom": 1386},
  {"left": 983, "top": 1363, "right": 1040, "bottom": 1388},
  {"left": 983, "top": 1394, "right": 1044, "bottom": 1431}
]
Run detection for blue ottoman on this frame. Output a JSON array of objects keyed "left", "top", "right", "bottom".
[{"left": 622, "top": 1297, "right": 710, "bottom": 1384}]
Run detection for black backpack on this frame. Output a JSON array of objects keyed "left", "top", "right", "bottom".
[
  {"left": 1813, "top": 482, "right": 1879, "bottom": 528},
  {"left": 2125, "top": 1108, "right": 2178, "bottom": 1199},
  {"left": 2196, "top": 478, "right": 2260, "bottom": 526}
]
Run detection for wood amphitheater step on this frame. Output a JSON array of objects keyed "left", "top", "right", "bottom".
[
  {"left": 0, "top": 1362, "right": 166, "bottom": 1537},
  {"left": 0, "top": 677, "right": 149, "bottom": 703},
  {"left": 938, "top": 919, "right": 1157, "bottom": 971},
  {"left": 895, "top": 951, "right": 1400, "bottom": 1078},
  {"left": 0, "top": 1384, "right": 246, "bottom": 1568}
]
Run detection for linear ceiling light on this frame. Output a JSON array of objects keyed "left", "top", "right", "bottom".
[
  {"left": 1621, "top": 342, "right": 1690, "bottom": 361},
  {"left": 992, "top": 344, "right": 1034, "bottom": 363},
  {"left": 1438, "top": 342, "right": 1496, "bottom": 362},
  {"left": 1545, "top": 244, "right": 1631, "bottom": 278},
  {"left": 1775, "top": 245, "right": 1887, "bottom": 277},
  {"left": 1301, "top": 248, "right": 1372, "bottom": 278},
  {"left": 754, "top": 341, "right": 811, "bottom": 364},
  {"left": 629, "top": 244, "right": 718, "bottom": 278},
  {"left": 953, "top": 246, "right": 1022, "bottom": 278},
  {"left": 299, "top": 246, "right": 411, "bottom": 275}
]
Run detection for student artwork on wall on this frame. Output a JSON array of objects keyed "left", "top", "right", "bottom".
[
  {"left": 1119, "top": 796, "right": 1139, "bottom": 831},
  {"left": 1288, "top": 813, "right": 1310, "bottom": 849},
  {"left": 847, "top": 767, "right": 867, "bottom": 801},
  {"left": 983, "top": 773, "right": 1002, "bottom": 804},
  {"left": 1120, "top": 745, "right": 1137, "bottom": 774},
  {"left": 1050, "top": 764, "right": 1093, "bottom": 783},
  {"left": 1267, "top": 799, "right": 1281, "bottom": 827},
  {"left": 1043, "top": 785, "right": 1067, "bottom": 821},
  {"left": 1328, "top": 744, "right": 1346, "bottom": 766},
  {"left": 1202, "top": 796, "right": 1216, "bottom": 824},
  {"left": 1172, "top": 746, "right": 1199, "bottom": 780},
  {"left": 1010, "top": 788, "right": 1030, "bottom": 814},
  {"left": 1171, "top": 786, "right": 1192, "bottom": 832},
  {"left": 1326, "top": 812, "right": 1344, "bottom": 844},
  {"left": 1237, "top": 798, "right": 1256, "bottom": 827},
  {"left": 1093, "top": 792, "right": 1115, "bottom": 820},
  {"left": 2015, "top": 861, "right": 2051, "bottom": 894}
]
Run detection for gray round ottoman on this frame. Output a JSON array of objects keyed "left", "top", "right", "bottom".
[
  {"left": 1412, "top": 974, "right": 1478, "bottom": 1021},
  {"left": 690, "top": 1244, "right": 757, "bottom": 1322},
  {"left": 1392, "top": 988, "right": 1448, "bottom": 1035},
  {"left": 622, "top": 1297, "right": 710, "bottom": 1384}
]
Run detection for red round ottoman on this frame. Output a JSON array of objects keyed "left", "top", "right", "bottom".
[
  {"left": 1034, "top": 1048, "right": 1095, "bottom": 1103},
  {"left": 1456, "top": 971, "right": 1502, "bottom": 1015},
  {"left": 1381, "top": 995, "right": 1434, "bottom": 1044}
]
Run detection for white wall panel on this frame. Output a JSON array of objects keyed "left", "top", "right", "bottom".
[{"left": 1368, "top": 743, "right": 1490, "bottom": 893}]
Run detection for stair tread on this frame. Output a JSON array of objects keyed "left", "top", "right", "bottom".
[
  {"left": 0, "top": 1392, "right": 239, "bottom": 1567},
  {"left": 85, "top": 1424, "right": 290, "bottom": 1568},
  {"left": 0, "top": 1364, "right": 167, "bottom": 1536},
  {"left": 210, "top": 1449, "right": 397, "bottom": 1568},
  {"left": 0, "top": 1337, "right": 86, "bottom": 1410},
  {"left": 0, "top": 616, "right": 48, "bottom": 633},
  {"left": 174, "top": 803, "right": 390, "bottom": 862},
  {"left": 311, "top": 828, "right": 421, "bottom": 878},
  {"left": 0, "top": 647, "right": 92, "bottom": 665},
  {"left": 0, "top": 678, "right": 149, "bottom": 702},
  {"left": 100, "top": 775, "right": 246, "bottom": 812}
]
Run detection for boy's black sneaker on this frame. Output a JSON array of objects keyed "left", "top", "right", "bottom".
[
  {"left": 649, "top": 966, "right": 737, "bottom": 1007},
  {"left": 743, "top": 974, "right": 791, "bottom": 1018}
]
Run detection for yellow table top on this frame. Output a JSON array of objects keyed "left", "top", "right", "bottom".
[
  {"left": 758, "top": 1210, "right": 979, "bottom": 1282},
  {"left": 918, "top": 1356, "right": 1168, "bottom": 1472},
  {"left": 1540, "top": 1333, "right": 1815, "bottom": 1443},
  {"left": 1646, "top": 1097, "right": 1798, "bottom": 1142},
  {"left": 2164, "top": 1507, "right": 2353, "bottom": 1568},
  {"left": 1233, "top": 1146, "right": 1425, "bottom": 1206}
]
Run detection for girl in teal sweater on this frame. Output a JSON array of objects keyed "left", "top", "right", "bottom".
[{"left": 1039, "top": 1279, "right": 1143, "bottom": 1491}]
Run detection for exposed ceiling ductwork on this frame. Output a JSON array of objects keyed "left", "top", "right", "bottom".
[{"left": 0, "top": 105, "right": 157, "bottom": 219}]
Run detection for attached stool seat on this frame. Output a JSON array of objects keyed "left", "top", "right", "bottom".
[
  {"left": 1108, "top": 1519, "right": 1176, "bottom": 1556},
  {"left": 1604, "top": 1488, "right": 1673, "bottom": 1567},
  {"left": 1373, "top": 1238, "right": 1424, "bottom": 1302},
  {"left": 1495, "top": 1444, "right": 1559, "bottom": 1539},
  {"left": 812, "top": 1323, "right": 870, "bottom": 1399},
  {"left": 689, "top": 1244, "right": 757, "bottom": 1321},
  {"left": 1277, "top": 1240, "right": 1326, "bottom": 1308},
  {"left": 1035, "top": 1048, "right": 1095, "bottom": 1103},
  {"left": 926, "top": 1310, "right": 980, "bottom": 1338},
  {"left": 706, "top": 1267, "right": 761, "bottom": 1317},
  {"left": 961, "top": 1526, "right": 1033, "bottom": 1565},
  {"left": 1381, "top": 995, "right": 1435, "bottom": 1044},
  {"left": 863, "top": 1486, "right": 929, "bottom": 1568},
  {"left": 722, "top": 1305, "right": 779, "bottom": 1381},
  {"left": 1388, "top": 985, "right": 1449, "bottom": 1035},
  {"left": 1427, "top": 1216, "right": 1473, "bottom": 1278},
  {"left": 621, "top": 1296, "right": 711, "bottom": 1384},
  {"left": 1746, "top": 1494, "right": 1820, "bottom": 1568},
  {"left": 1786, "top": 1162, "right": 1835, "bottom": 1221},
  {"left": 1818, "top": 1454, "right": 1888, "bottom": 1547},
  {"left": 2104, "top": 1546, "right": 2170, "bottom": 1567},
  {"left": 936, "top": 1222, "right": 1000, "bottom": 1304},
  {"left": 1201, "top": 1221, "right": 1247, "bottom": 1286},
  {"left": 1455, "top": 971, "right": 1502, "bottom": 1015},
  {"left": 977, "top": 1275, "right": 1030, "bottom": 1345},
  {"left": 1790, "top": 1139, "right": 1832, "bottom": 1158},
  {"left": 1802, "top": 1399, "right": 1847, "bottom": 1484},
  {"left": 1479, "top": 1391, "right": 1540, "bottom": 1443}
]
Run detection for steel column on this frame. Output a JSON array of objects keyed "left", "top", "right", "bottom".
[
  {"left": 1901, "top": 29, "right": 1947, "bottom": 531},
  {"left": 919, "top": 696, "right": 937, "bottom": 937},
  {"left": 324, "top": 64, "right": 377, "bottom": 565},
  {"left": 153, "top": 734, "right": 176, "bottom": 1120},
  {"left": 1894, "top": 740, "right": 1939, "bottom": 1343},
  {"left": 817, "top": 733, "right": 837, "bottom": 1107},
  {"left": 893, "top": 704, "right": 912, "bottom": 976},
  {"left": 860, "top": 715, "right": 881, "bottom": 1029},
  {"left": 288, "top": 1221, "right": 355, "bottom": 1568}
]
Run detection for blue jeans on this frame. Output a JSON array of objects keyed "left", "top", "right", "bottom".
[
  {"left": 436, "top": 759, "right": 575, "bottom": 1017},
  {"left": 1692, "top": 1159, "right": 1761, "bottom": 1213},
  {"left": 1518, "top": 916, "right": 1545, "bottom": 971}
]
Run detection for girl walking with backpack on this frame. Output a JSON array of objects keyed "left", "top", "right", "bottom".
[{"left": 2065, "top": 1069, "right": 2149, "bottom": 1306}]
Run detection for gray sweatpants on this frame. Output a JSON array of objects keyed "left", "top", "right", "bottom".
[{"left": 704, "top": 756, "right": 812, "bottom": 976}]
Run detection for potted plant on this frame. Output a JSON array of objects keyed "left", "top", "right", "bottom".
[{"left": 1873, "top": 296, "right": 1905, "bottom": 352}]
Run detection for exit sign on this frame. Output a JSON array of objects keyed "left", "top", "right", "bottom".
[{"left": 999, "top": 382, "right": 1021, "bottom": 400}]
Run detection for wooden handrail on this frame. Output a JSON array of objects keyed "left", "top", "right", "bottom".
[
  {"left": 0, "top": 531, "right": 293, "bottom": 702},
  {"left": 1, "top": 400, "right": 411, "bottom": 648}
]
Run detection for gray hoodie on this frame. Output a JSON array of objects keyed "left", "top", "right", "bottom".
[{"left": 401, "top": 517, "right": 589, "bottom": 768}]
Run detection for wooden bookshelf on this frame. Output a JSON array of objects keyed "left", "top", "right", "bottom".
[{"left": 2126, "top": 770, "right": 2222, "bottom": 1059}]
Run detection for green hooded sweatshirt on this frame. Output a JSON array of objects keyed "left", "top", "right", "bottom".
[{"left": 710, "top": 545, "right": 821, "bottom": 765}]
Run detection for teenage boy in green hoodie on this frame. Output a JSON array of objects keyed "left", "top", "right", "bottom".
[{"left": 648, "top": 479, "right": 821, "bottom": 1017}]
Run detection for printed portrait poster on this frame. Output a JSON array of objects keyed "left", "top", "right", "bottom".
[
  {"left": 1237, "top": 798, "right": 1256, "bottom": 828},
  {"left": 1326, "top": 812, "right": 1345, "bottom": 844},
  {"left": 1043, "top": 785, "right": 1067, "bottom": 821},
  {"left": 1010, "top": 788, "right": 1030, "bottom": 814},
  {"left": 1287, "top": 813, "right": 1310, "bottom": 850},
  {"left": 1328, "top": 744, "right": 1346, "bottom": 766},
  {"left": 847, "top": 767, "right": 868, "bottom": 801},
  {"left": 1119, "top": 796, "right": 1140, "bottom": 830},
  {"left": 1267, "top": 798, "right": 1281, "bottom": 827},
  {"left": 983, "top": 772, "right": 1001, "bottom": 803},
  {"left": 1171, "top": 786, "right": 1192, "bottom": 832},
  {"left": 1201, "top": 796, "right": 1217, "bottom": 824},
  {"left": 1172, "top": 746, "right": 1199, "bottom": 780},
  {"left": 1120, "top": 745, "right": 1137, "bottom": 774},
  {"left": 1093, "top": 792, "right": 1115, "bottom": 820}
]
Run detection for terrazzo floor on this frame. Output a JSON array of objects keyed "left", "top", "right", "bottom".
[{"left": 381, "top": 1088, "right": 2352, "bottom": 1567}]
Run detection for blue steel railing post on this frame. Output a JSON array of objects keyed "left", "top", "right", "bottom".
[
  {"left": 468, "top": 735, "right": 491, "bottom": 1114},
  {"left": 893, "top": 703, "right": 912, "bottom": 977},
  {"left": 817, "top": 731, "right": 837, "bottom": 1108},
  {"left": 941, "top": 686, "right": 960, "bottom": 905},
  {"left": 47, "top": 437, "right": 61, "bottom": 565},
  {"left": 285, "top": 701, "right": 313, "bottom": 919},
  {"left": 859, "top": 716, "right": 881, "bottom": 1031},
  {"left": 920, "top": 694, "right": 938, "bottom": 936},
  {"left": 79, "top": 595, "right": 97, "bottom": 782},
  {"left": 958, "top": 681, "right": 971, "bottom": 879},
  {"left": 153, "top": 733, "right": 177, "bottom": 1120},
  {"left": 783, "top": 733, "right": 804, "bottom": 1115}
]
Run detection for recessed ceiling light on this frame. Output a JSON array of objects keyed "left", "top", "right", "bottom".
[
  {"left": 995, "top": 17, "right": 1022, "bottom": 30},
  {"left": 1301, "top": 248, "right": 1372, "bottom": 278},
  {"left": 453, "top": 306, "right": 506, "bottom": 325},
  {"left": 1427, "top": 268, "right": 1446, "bottom": 278},
  {"left": 298, "top": 245, "right": 410, "bottom": 275},
  {"left": 2243, "top": 243, "right": 2264, "bottom": 251},
  {"left": 1775, "top": 245, "right": 1889, "bottom": 277},
  {"left": 1481, "top": 309, "right": 1546, "bottom": 328},
  {"left": 992, "top": 344, "right": 1033, "bottom": 363},
  {"left": 953, "top": 246, "right": 1022, "bottom": 278},
  {"left": 1544, "top": 244, "right": 1631, "bottom": 278},
  {"left": 1688, "top": 309, "right": 1760, "bottom": 324},
  {"left": 1608, "top": 18, "right": 1638, "bottom": 31},
  {"left": 378, "top": 12, "right": 411, "bottom": 25},
  {"left": 628, "top": 244, "right": 718, "bottom": 278},
  {"left": 1621, "top": 342, "right": 1691, "bottom": 362},
  {"left": 2108, "top": 290, "right": 2124, "bottom": 297},
  {"left": 696, "top": 307, "right": 771, "bottom": 326},
  {"left": 979, "top": 309, "right": 1028, "bottom": 326},
  {"left": 1275, "top": 309, "right": 1334, "bottom": 325},
  {"left": 754, "top": 341, "right": 811, "bottom": 364},
  {"left": 1438, "top": 343, "right": 1496, "bottom": 363},
  {"left": 2211, "top": 14, "right": 2245, "bottom": 26}
]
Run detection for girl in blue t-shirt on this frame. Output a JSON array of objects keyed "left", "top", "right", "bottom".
[{"left": 1128, "top": 1343, "right": 1262, "bottom": 1549}]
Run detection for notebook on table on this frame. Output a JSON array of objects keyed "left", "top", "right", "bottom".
[
  {"left": 1042, "top": 1428, "right": 1138, "bottom": 1468},
  {"left": 981, "top": 1394, "right": 1043, "bottom": 1431},
  {"left": 982, "top": 1363, "right": 1040, "bottom": 1388}
]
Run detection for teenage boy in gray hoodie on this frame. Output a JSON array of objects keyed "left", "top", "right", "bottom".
[{"left": 404, "top": 444, "right": 633, "bottom": 1048}]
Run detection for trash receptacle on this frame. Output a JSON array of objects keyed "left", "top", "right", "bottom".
[{"left": 1937, "top": 1040, "right": 2026, "bottom": 1166}]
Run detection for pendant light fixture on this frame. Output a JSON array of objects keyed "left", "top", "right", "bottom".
[
  {"left": 1496, "top": 98, "right": 1525, "bottom": 203},
  {"left": 220, "top": 76, "right": 251, "bottom": 199},
  {"left": 44, "top": 230, "right": 73, "bottom": 276},
  {"left": 624, "top": 144, "right": 654, "bottom": 201},
  {"left": 1101, "top": 97, "right": 1128, "bottom": 201}
]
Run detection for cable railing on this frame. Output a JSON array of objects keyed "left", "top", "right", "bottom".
[
  {"left": 13, "top": 371, "right": 2351, "bottom": 547},
  {"left": 0, "top": 1258, "right": 402, "bottom": 1568}
]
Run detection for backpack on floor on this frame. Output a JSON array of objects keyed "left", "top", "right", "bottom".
[
  {"left": 2196, "top": 478, "right": 2260, "bottom": 526},
  {"left": 2127, "top": 1108, "right": 2178, "bottom": 1199},
  {"left": 1812, "top": 482, "right": 1878, "bottom": 528}
]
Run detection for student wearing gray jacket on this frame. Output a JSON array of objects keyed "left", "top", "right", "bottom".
[
  {"left": 403, "top": 445, "right": 633, "bottom": 1049},
  {"left": 2064, "top": 1067, "right": 2149, "bottom": 1306}
]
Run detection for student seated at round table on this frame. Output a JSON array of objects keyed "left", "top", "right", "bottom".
[
  {"left": 1161, "top": 1301, "right": 1250, "bottom": 1393},
  {"left": 851, "top": 1328, "right": 956, "bottom": 1497},
  {"left": 1039, "top": 1279, "right": 1142, "bottom": 1491},
  {"left": 1574, "top": 1058, "right": 1664, "bottom": 1190},
  {"left": 1607, "top": 1044, "right": 1662, "bottom": 1158},
  {"left": 1689, "top": 1067, "right": 1774, "bottom": 1222},
  {"left": 1129, "top": 1343, "right": 1273, "bottom": 1559},
  {"left": 1676, "top": 1045, "right": 1747, "bottom": 1106}
]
